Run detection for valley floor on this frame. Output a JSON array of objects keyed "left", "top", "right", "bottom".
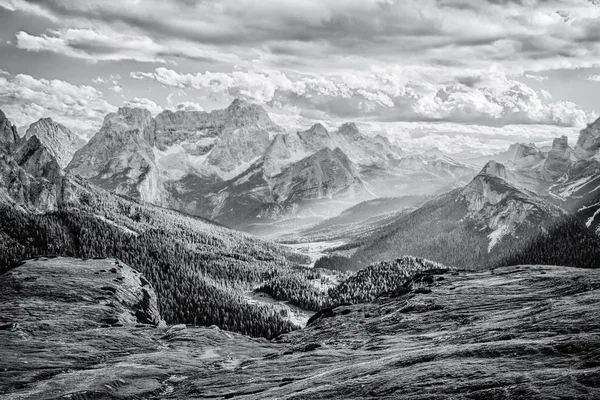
[{"left": 2, "top": 257, "right": 600, "bottom": 399}]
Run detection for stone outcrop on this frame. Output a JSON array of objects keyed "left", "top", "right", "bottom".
[
  {"left": 67, "top": 107, "right": 166, "bottom": 205},
  {"left": 512, "top": 143, "right": 544, "bottom": 166},
  {"left": 263, "top": 122, "right": 404, "bottom": 177},
  {"left": 0, "top": 109, "right": 19, "bottom": 155},
  {"left": 575, "top": 116, "right": 600, "bottom": 158},
  {"left": 0, "top": 109, "right": 64, "bottom": 212},
  {"left": 271, "top": 147, "right": 366, "bottom": 204},
  {"left": 542, "top": 136, "right": 573, "bottom": 180},
  {"left": 23, "top": 118, "right": 85, "bottom": 168},
  {"left": 479, "top": 160, "right": 507, "bottom": 180}
]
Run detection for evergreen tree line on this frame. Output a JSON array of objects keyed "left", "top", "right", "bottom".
[{"left": 0, "top": 203, "right": 314, "bottom": 339}]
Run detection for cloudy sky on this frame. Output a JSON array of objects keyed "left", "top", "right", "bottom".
[{"left": 1, "top": 0, "right": 600, "bottom": 154}]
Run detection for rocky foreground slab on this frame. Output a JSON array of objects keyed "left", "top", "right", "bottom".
[{"left": 1, "top": 257, "right": 599, "bottom": 399}]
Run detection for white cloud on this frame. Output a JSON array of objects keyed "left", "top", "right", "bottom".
[
  {"left": 541, "top": 89, "right": 552, "bottom": 100},
  {"left": 124, "top": 97, "right": 163, "bottom": 115},
  {"left": 132, "top": 67, "right": 592, "bottom": 127},
  {"left": 8, "top": 0, "right": 600, "bottom": 75},
  {"left": 588, "top": 74, "right": 600, "bottom": 82},
  {"left": 92, "top": 77, "right": 105, "bottom": 84},
  {"left": 175, "top": 101, "right": 204, "bottom": 112},
  {"left": 0, "top": 71, "right": 116, "bottom": 132},
  {"left": 15, "top": 27, "right": 240, "bottom": 64},
  {"left": 16, "top": 29, "right": 168, "bottom": 63},
  {"left": 110, "top": 85, "right": 123, "bottom": 93},
  {"left": 0, "top": 0, "right": 58, "bottom": 22},
  {"left": 4, "top": 0, "right": 599, "bottom": 133},
  {"left": 524, "top": 74, "right": 549, "bottom": 82},
  {"left": 361, "top": 121, "right": 585, "bottom": 156}
]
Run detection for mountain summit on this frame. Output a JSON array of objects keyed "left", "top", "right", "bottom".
[{"left": 23, "top": 117, "right": 86, "bottom": 168}]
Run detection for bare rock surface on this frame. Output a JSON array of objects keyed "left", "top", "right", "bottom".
[
  {"left": 2, "top": 258, "right": 600, "bottom": 399},
  {"left": 23, "top": 118, "right": 85, "bottom": 168},
  {"left": 576, "top": 116, "right": 600, "bottom": 158},
  {"left": 543, "top": 135, "right": 573, "bottom": 180},
  {"left": 0, "top": 109, "right": 19, "bottom": 154}
]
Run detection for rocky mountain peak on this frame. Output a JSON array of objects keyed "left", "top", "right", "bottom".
[
  {"left": 552, "top": 135, "right": 570, "bottom": 151},
  {"left": 103, "top": 107, "right": 156, "bottom": 144},
  {"left": 513, "top": 143, "right": 540, "bottom": 161},
  {"left": 479, "top": 160, "right": 507, "bottom": 180},
  {"left": 223, "top": 99, "right": 280, "bottom": 133},
  {"left": 13, "top": 135, "right": 63, "bottom": 183},
  {"left": 24, "top": 117, "right": 83, "bottom": 168},
  {"left": 271, "top": 146, "right": 365, "bottom": 206},
  {"left": 0, "top": 108, "right": 19, "bottom": 154},
  {"left": 227, "top": 98, "right": 251, "bottom": 109},
  {"left": 337, "top": 122, "right": 362, "bottom": 141},
  {"left": 543, "top": 135, "right": 573, "bottom": 180},
  {"left": 116, "top": 106, "right": 153, "bottom": 120},
  {"left": 575, "top": 117, "right": 600, "bottom": 158},
  {"left": 307, "top": 123, "right": 328, "bottom": 135},
  {"left": 0, "top": 115, "right": 64, "bottom": 212}
]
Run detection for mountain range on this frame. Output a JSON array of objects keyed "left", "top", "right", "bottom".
[
  {"left": 315, "top": 119, "right": 600, "bottom": 270},
  {"left": 62, "top": 99, "right": 477, "bottom": 233},
  {"left": 3, "top": 98, "right": 599, "bottom": 272},
  {"left": 1, "top": 99, "right": 600, "bottom": 398}
]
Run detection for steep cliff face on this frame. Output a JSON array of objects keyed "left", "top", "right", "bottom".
[
  {"left": 271, "top": 147, "right": 367, "bottom": 205},
  {"left": 206, "top": 100, "right": 278, "bottom": 177},
  {"left": 512, "top": 143, "right": 544, "bottom": 166},
  {"left": 351, "top": 161, "right": 567, "bottom": 269},
  {"left": 479, "top": 160, "right": 507, "bottom": 180},
  {"left": 575, "top": 116, "right": 600, "bottom": 158},
  {"left": 23, "top": 118, "right": 85, "bottom": 168},
  {"left": 544, "top": 123, "right": 600, "bottom": 233},
  {"left": 263, "top": 122, "right": 404, "bottom": 177},
  {"left": 0, "top": 109, "right": 19, "bottom": 154},
  {"left": 67, "top": 107, "right": 166, "bottom": 205},
  {"left": 460, "top": 166, "right": 563, "bottom": 251},
  {"left": 542, "top": 136, "right": 573, "bottom": 180},
  {"left": 0, "top": 110, "right": 64, "bottom": 212},
  {"left": 154, "top": 99, "right": 283, "bottom": 180}
]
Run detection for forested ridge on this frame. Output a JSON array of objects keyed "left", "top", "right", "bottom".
[
  {"left": 2, "top": 169, "right": 598, "bottom": 341},
  {"left": 328, "top": 188, "right": 600, "bottom": 271},
  {"left": 0, "top": 175, "right": 323, "bottom": 338}
]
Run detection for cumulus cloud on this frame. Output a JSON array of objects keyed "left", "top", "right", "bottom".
[
  {"left": 132, "top": 67, "right": 592, "bottom": 127},
  {"left": 124, "top": 97, "right": 163, "bottom": 115},
  {"left": 2, "top": 0, "right": 599, "bottom": 133},
  {"left": 175, "top": 101, "right": 204, "bottom": 112},
  {"left": 0, "top": 70, "right": 116, "bottom": 132},
  {"left": 588, "top": 74, "right": 600, "bottom": 81},
  {"left": 361, "top": 121, "right": 584, "bottom": 156}
]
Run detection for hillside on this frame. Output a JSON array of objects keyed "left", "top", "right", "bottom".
[
  {"left": 2, "top": 257, "right": 599, "bottom": 399},
  {"left": 278, "top": 195, "right": 431, "bottom": 243},
  {"left": 0, "top": 107, "right": 320, "bottom": 339},
  {"left": 346, "top": 162, "right": 599, "bottom": 270}
]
